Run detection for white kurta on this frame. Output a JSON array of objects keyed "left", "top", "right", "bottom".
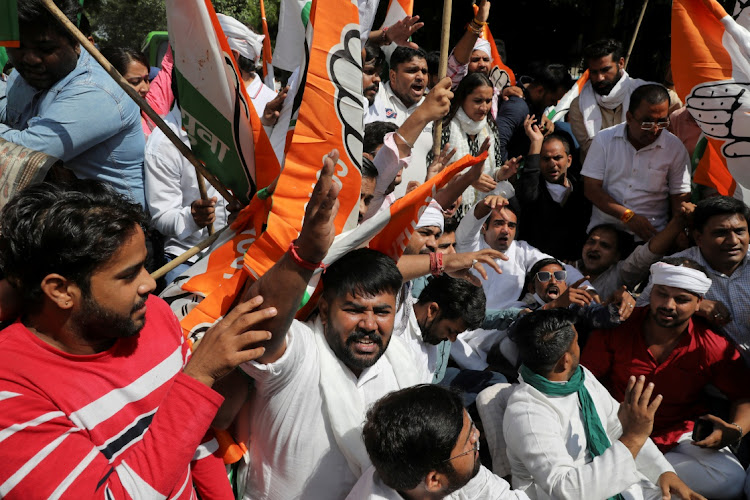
[
  {"left": 346, "top": 465, "right": 530, "bottom": 500},
  {"left": 239, "top": 319, "right": 426, "bottom": 500},
  {"left": 365, "top": 82, "right": 433, "bottom": 198},
  {"left": 504, "top": 366, "right": 674, "bottom": 500}
]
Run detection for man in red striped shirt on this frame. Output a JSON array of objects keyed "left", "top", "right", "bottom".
[{"left": 0, "top": 180, "right": 274, "bottom": 499}]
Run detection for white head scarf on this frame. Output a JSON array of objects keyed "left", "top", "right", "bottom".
[
  {"left": 416, "top": 201, "right": 445, "bottom": 232},
  {"left": 473, "top": 38, "right": 492, "bottom": 59},
  {"left": 217, "top": 13, "right": 265, "bottom": 64},
  {"left": 649, "top": 262, "right": 712, "bottom": 296}
]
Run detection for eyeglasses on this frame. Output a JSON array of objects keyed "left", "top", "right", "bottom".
[
  {"left": 536, "top": 270, "right": 567, "bottom": 282},
  {"left": 126, "top": 75, "right": 150, "bottom": 86},
  {"left": 639, "top": 119, "right": 670, "bottom": 131},
  {"left": 442, "top": 422, "right": 480, "bottom": 462}
]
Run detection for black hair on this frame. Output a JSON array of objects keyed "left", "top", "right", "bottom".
[
  {"left": 628, "top": 84, "right": 670, "bottom": 114},
  {"left": 237, "top": 54, "right": 257, "bottom": 75},
  {"left": 483, "top": 196, "right": 522, "bottom": 229},
  {"left": 693, "top": 196, "right": 750, "bottom": 233},
  {"left": 521, "top": 258, "right": 564, "bottom": 299},
  {"left": 79, "top": 13, "right": 92, "bottom": 38},
  {"left": 363, "top": 384, "right": 465, "bottom": 490},
  {"left": 390, "top": 46, "right": 427, "bottom": 70},
  {"left": 586, "top": 224, "right": 635, "bottom": 259},
  {"left": 364, "top": 42, "right": 385, "bottom": 71},
  {"left": 17, "top": 0, "right": 82, "bottom": 46},
  {"left": 443, "top": 216, "right": 459, "bottom": 234},
  {"left": 445, "top": 72, "right": 494, "bottom": 124},
  {"left": 321, "top": 248, "right": 402, "bottom": 301},
  {"left": 543, "top": 132, "right": 571, "bottom": 155},
  {"left": 417, "top": 275, "right": 486, "bottom": 330},
  {"left": 524, "top": 62, "right": 572, "bottom": 92},
  {"left": 511, "top": 308, "right": 577, "bottom": 375},
  {"left": 426, "top": 50, "right": 440, "bottom": 76},
  {"left": 0, "top": 180, "right": 148, "bottom": 314},
  {"left": 361, "top": 156, "right": 378, "bottom": 180},
  {"left": 583, "top": 39, "right": 625, "bottom": 64},
  {"left": 364, "top": 121, "right": 399, "bottom": 156},
  {"left": 100, "top": 47, "right": 149, "bottom": 77}
]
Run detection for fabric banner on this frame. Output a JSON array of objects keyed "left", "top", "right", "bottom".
[
  {"left": 0, "top": 138, "right": 60, "bottom": 210},
  {"left": 165, "top": 0, "right": 279, "bottom": 205},
  {"left": 671, "top": 0, "right": 750, "bottom": 199},
  {"left": 272, "top": 0, "right": 311, "bottom": 72},
  {"left": 473, "top": 4, "right": 515, "bottom": 90},
  {"left": 550, "top": 70, "right": 589, "bottom": 122},
  {"left": 244, "top": 0, "right": 364, "bottom": 279},
  {"left": 259, "top": 0, "right": 276, "bottom": 89},
  {"left": 0, "top": 0, "right": 19, "bottom": 48}
]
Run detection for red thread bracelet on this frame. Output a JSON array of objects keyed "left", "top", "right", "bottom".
[{"left": 288, "top": 239, "right": 326, "bottom": 272}]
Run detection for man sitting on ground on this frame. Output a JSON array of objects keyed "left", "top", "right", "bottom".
[
  {"left": 504, "top": 308, "right": 702, "bottom": 500},
  {"left": 584, "top": 259, "right": 750, "bottom": 499},
  {"left": 348, "top": 384, "right": 528, "bottom": 499}
]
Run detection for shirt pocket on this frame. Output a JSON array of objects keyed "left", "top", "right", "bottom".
[{"left": 642, "top": 160, "right": 670, "bottom": 193}]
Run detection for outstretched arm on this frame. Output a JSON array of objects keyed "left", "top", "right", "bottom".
[{"left": 240, "top": 151, "right": 341, "bottom": 364}]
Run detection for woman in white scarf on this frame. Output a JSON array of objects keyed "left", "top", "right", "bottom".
[{"left": 428, "top": 73, "right": 516, "bottom": 216}]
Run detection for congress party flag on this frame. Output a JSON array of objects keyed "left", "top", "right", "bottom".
[
  {"left": 0, "top": 0, "right": 19, "bottom": 48},
  {"left": 165, "top": 0, "right": 279, "bottom": 205},
  {"left": 272, "top": 0, "right": 311, "bottom": 72},
  {"left": 383, "top": 0, "right": 413, "bottom": 28},
  {"left": 550, "top": 70, "right": 589, "bottom": 123},
  {"left": 672, "top": 0, "right": 750, "bottom": 199},
  {"left": 473, "top": 4, "right": 515, "bottom": 91}
]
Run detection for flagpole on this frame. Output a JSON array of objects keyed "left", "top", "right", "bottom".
[
  {"left": 432, "top": 0, "right": 452, "bottom": 155},
  {"left": 624, "top": 0, "right": 649, "bottom": 70},
  {"left": 40, "top": 0, "right": 239, "bottom": 222},
  {"left": 151, "top": 226, "right": 227, "bottom": 279}
]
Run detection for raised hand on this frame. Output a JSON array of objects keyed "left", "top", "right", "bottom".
[
  {"left": 618, "top": 375, "right": 663, "bottom": 458},
  {"left": 384, "top": 15, "right": 424, "bottom": 49},
  {"left": 261, "top": 85, "right": 289, "bottom": 127},
  {"left": 444, "top": 248, "right": 507, "bottom": 286}
]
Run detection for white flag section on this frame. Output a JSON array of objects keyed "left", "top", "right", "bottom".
[
  {"left": 272, "top": 0, "right": 311, "bottom": 72},
  {"left": 550, "top": 70, "right": 588, "bottom": 123},
  {"left": 165, "top": 0, "right": 258, "bottom": 204}
]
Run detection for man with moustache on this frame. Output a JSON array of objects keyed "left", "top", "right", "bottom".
[
  {"left": 366, "top": 47, "right": 433, "bottom": 198},
  {"left": 362, "top": 43, "right": 385, "bottom": 108},
  {"left": 568, "top": 39, "right": 682, "bottom": 160},
  {"left": 0, "top": 181, "right": 276, "bottom": 499},
  {"left": 516, "top": 124, "right": 591, "bottom": 261},
  {"left": 583, "top": 259, "right": 750, "bottom": 499}
]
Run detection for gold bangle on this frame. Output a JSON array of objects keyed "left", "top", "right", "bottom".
[
  {"left": 472, "top": 18, "right": 488, "bottom": 26},
  {"left": 621, "top": 209, "right": 635, "bottom": 223},
  {"left": 466, "top": 23, "right": 483, "bottom": 36}
]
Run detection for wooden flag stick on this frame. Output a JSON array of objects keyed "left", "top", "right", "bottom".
[
  {"left": 432, "top": 0, "right": 453, "bottom": 155},
  {"left": 40, "top": 0, "right": 239, "bottom": 227},
  {"left": 624, "top": 0, "right": 649, "bottom": 70},
  {"left": 150, "top": 227, "right": 226, "bottom": 280}
]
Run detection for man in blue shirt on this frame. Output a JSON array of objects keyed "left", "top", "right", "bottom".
[{"left": 0, "top": 0, "right": 146, "bottom": 206}]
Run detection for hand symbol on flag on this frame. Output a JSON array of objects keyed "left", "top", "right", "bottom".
[{"left": 687, "top": 81, "right": 750, "bottom": 157}]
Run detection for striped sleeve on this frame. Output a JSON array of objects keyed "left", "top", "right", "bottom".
[{"left": 0, "top": 373, "right": 224, "bottom": 499}]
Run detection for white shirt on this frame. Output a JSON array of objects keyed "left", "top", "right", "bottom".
[
  {"left": 392, "top": 292, "right": 443, "bottom": 383},
  {"left": 239, "top": 319, "right": 418, "bottom": 500},
  {"left": 504, "top": 366, "right": 673, "bottom": 500},
  {"left": 365, "top": 82, "right": 433, "bottom": 198},
  {"left": 346, "top": 465, "right": 529, "bottom": 500},
  {"left": 454, "top": 209, "right": 587, "bottom": 309},
  {"left": 246, "top": 75, "right": 277, "bottom": 117},
  {"left": 581, "top": 123, "right": 690, "bottom": 236},
  {"left": 144, "top": 106, "right": 228, "bottom": 260}
]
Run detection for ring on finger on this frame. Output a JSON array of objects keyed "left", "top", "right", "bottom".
[{"left": 471, "top": 259, "right": 478, "bottom": 266}]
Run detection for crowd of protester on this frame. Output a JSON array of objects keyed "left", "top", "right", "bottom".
[{"left": 2, "top": 0, "right": 750, "bottom": 499}]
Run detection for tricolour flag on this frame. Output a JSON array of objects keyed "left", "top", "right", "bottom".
[
  {"left": 550, "top": 70, "right": 589, "bottom": 123},
  {"left": 165, "top": 0, "right": 279, "bottom": 205},
  {"left": 0, "top": 0, "right": 19, "bottom": 48},
  {"left": 473, "top": 4, "right": 515, "bottom": 90},
  {"left": 383, "top": 0, "right": 413, "bottom": 28},
  {"left": 259, "top": 0, "right": 276, "bottom": 89},
  {"left": 272, "top": 0, "right": 311, "bottom": 72},
  {"left": 672, "top": 0, "right": 750, "bottom": 199}
]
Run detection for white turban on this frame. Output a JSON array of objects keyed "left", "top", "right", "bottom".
[
  {"left": 217, "top": 13, "right": 265, "bottom": 64},
  {"left": 416, "top": 201, "right": 445, "bottom": 232},
  {"left": 473, "top": 38, "right": 492, "bottom": 59},
  {"left": 649, "top": 262, "right": 712, "bottom": 296}
]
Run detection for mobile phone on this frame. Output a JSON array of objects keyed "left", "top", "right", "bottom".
[{"left": 692, "top": 418, "right": 713, "bottom": 441}]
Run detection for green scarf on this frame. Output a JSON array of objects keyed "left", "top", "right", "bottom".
[{"left": 520, "top": 364, "right": 625, "bottom": 500}]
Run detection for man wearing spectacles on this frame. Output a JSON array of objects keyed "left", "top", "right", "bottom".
[
  {"left": 349, "top": 384, "right": 528, "bottom": 499},
  {"left": 582, "top": 83, "right": 692, "bottom": 242}
]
